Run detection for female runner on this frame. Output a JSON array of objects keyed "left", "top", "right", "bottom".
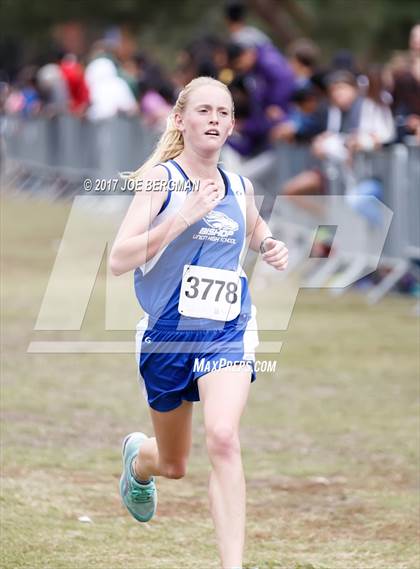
[{"left": 109, "top": 76, "right": 288, "bottom": 569}]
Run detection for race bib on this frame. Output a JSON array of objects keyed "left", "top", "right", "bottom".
[{"left": 178, "top": 264, "right": 242, "bottom": 321}]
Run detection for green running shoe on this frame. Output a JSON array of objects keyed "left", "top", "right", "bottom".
[{"left": 119, "top": 432, "right": 157, "bottom": 523}]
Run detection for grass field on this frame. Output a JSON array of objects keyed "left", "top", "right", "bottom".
[{"left": 1, "top": 193, "right": 419, "bottom": 569}]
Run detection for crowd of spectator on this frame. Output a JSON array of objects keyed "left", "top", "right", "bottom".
[
  {"left": 1, "top": 2, "right": 419, "bottom": 160},
  {"left": 1, "top": 2, "right": 418, "bottom": 296}
]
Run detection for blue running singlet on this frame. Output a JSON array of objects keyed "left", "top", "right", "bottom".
[{"left": 134, "top": 159, "right": 259, "bottom": 412}]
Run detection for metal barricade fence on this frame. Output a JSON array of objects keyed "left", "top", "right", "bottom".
[
  {"left": 2, "top": 114, "right": 419, "bottom": 302},
  {"left": 3, "top": 114, "right": 158, "bottom": 182},
  {"left": 402, "top": 144, "right": 420, "bottom": 261}
]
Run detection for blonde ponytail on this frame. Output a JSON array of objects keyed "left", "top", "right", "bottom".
[
  {"left": 128, "top": 76, "right": 233, "bottom": 180},
  {"left": 128, "top": 114, "right": 184, "bottom": 179}
]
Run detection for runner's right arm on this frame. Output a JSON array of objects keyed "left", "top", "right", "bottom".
[{"left": 109, "top": 166, "right": 221, "bottom": 276}]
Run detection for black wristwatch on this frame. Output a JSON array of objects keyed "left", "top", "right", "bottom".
[{"left": 260, "top": 236, "right": 274, "bottom": 254}]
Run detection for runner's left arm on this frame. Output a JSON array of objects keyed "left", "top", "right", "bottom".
[{"left": 243, "top": 177, "right": 288, "bottom": 271}]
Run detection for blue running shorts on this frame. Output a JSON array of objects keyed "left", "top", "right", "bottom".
[{"left": 135, "top": 307, "right": 259, "bottom": 412}]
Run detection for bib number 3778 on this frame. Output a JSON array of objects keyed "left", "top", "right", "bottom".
[{"left": 178, "top": 264, "right": 242, "bottom": 321}]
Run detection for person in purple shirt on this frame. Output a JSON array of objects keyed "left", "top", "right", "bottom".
[{"left": 227, "top": 41, "right": 296, "bottom": 157}]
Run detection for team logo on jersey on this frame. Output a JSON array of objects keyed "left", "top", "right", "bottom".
[
  {"left": 203, "top": 211, "right": 239, "bottom": 233},
  {"left": 193, "top": 210, "right": 239, "bottom": 244}
]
